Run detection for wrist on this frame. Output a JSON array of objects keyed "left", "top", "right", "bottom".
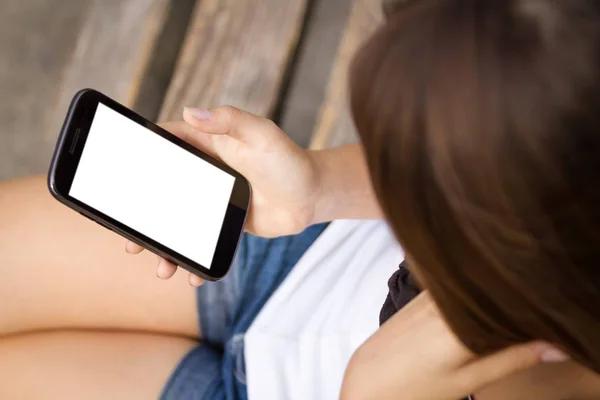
[
  {"left": 306, "top": 144, "right": 383, "bottom": 224},
  {"left": 307, "top": 149, "right": 336, "bottom": 226}
]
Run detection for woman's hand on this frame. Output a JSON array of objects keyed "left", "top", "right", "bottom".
[
  {"left": 341, "top": 292, "right": 569, "bottom": 400},
  {"left": 126, "top": 107, "right": 322, "bottom": 285}
]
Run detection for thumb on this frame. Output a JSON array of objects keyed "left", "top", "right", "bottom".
[
  {"left": 458, "top": 342, "right": 569, "bottom": 392},
  {"left": 183, "top": 105, "right": 273, "bottom": 146}
]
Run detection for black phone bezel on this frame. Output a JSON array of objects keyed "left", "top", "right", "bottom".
[{"left": 48, "top": 89, "right": 251, "bottom": 281}]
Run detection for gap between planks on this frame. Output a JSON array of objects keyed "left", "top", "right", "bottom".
[{"left": 309, "top": 0, "right": 383, "bottom": 150}]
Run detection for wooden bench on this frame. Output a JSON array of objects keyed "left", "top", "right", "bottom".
[
  {"left": 0, "top": 0, "right": 382, "bottom": 179},
  {"left": 48, "top": 0, "right": 310, "bottom": 140},
  {"left": 310, "top": 0, "right": 383, "bottom": 150},
  {"left": 159, "top": 0, "right": 309, "bottom": 120},
  {"left": 0, "top": 0, "right": 88, "bottom": 180}
]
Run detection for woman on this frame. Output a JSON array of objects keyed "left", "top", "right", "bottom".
[{"left": 1, "top": 0, "right": 599, "bottom": 398}]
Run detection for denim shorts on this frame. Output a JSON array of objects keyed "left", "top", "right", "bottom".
[{"left": 160, "top": 224, "right": 328, "bottom": 400}]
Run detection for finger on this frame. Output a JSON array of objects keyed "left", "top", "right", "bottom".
[
  {"left": 156, "top": 257, "right": 178, "bottom": 279},
  {"left": 183, "top": 105, "right": 275, "bottom": 145},
  {"left": 188, "top": 272, "right": 205, "bottom": 287},
  {"left": 157, "top": 121, "right": 195, "bottom": 140},
  {"left": 457, "top": 342, "right": 569, "bottom": 391},
  {"left": 125, "top": 240, "right": 144, "bottom": 254},
  {"left": 158, "top": 121, "right": 223, "bottom": 161}
]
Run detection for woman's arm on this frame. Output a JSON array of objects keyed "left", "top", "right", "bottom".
[
  {"left": 341, "top": 292, "right": 566, "bottom": 400},
  {"left": 310, "top": 144, "right": 383, "bottom": 224}
]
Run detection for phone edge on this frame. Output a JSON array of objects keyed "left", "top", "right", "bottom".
[
  {"left": 47, "top": 89, "right": 94, "bottom": 201},
  {"left": 46, "top": 89, "right": 235, "bottom": 282}
]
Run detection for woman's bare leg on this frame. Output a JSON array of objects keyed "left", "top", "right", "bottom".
[
  {"left": 0, "top": 175, "right": 199, "bottom": 338},
  {"left": 0, "top": 330, "right": 196, "bottom": 399}
]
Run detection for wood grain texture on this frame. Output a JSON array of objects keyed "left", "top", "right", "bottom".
[
  {"left": 159, "top": 0, "right": 309, "bottom": 121},
  {"left": 309, "top": 0, "right": 382, "bottom": 150},
  {"left": 277, "top": 0, "right": 354, "bottom": 148},
  {"left": 46, "top": 0, "right": 171, "bottom": 158},
  {"left": 0, "top": 0, "right": 89, "bottom": 180}
]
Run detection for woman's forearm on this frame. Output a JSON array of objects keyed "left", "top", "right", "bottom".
[{"left": 309, "top": 143, "right": 383, "bottom": 224}]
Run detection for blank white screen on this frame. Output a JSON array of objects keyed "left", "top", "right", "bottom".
[{"left": 70, "top": 103, "right": 235, "bottom": 269}]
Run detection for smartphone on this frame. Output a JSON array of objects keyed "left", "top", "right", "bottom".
[{"left": 48, "top": 89, "right": 251, "bottom": 281}]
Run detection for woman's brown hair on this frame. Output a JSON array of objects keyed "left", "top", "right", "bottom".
[{"left": 350, "top": 0, "right": 600, "bottom": 371}]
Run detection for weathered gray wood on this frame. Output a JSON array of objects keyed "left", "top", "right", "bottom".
[
  {"left": 310, "top": 0, "right": 382, "bottom": 150},
  {"left": 0, "top": 0, "right": 205, "bottom": 181},
  {"left": 0, "top": 0, "right": 89, "bottom": 181},
  {"left": 159, "top": 0, "right": 310, "bottom": 121},
  {"left": 133, "top": 0, "right": 197, "bottom": 121},
  {"left": 47, "top": 0, "right": 172, "bottom": 151},
  {"left": 277, "top": 0, "right": 354, "bottom": 148}
]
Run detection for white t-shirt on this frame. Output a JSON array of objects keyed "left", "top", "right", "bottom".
[{"left": 245, "top": 220, "right": 405, "bottom": 400}]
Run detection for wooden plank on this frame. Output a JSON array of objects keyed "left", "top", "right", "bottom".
[
  {"left": 133, "top": 0, "right": 197, "bottom": 120},
  {"left": 0, "top": 0, "right": 89, "bottom": 181},
  {"left": 277, "top": 0, "right": 354, "bottom": 148},
  {"left": 309, "top": 0, "right": 382, "bottom": 150},
  {"left": 45, "top": 0, "right": 173, "bottom": 164},
  {"left": 159, "top": 0, "right": 310, "bottom": 121}
]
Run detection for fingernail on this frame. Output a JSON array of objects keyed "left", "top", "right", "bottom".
[
  {"left": 157, "top": 267, "right": 167, "bottom": 279},
  {"left": 540, "top": 348, "right": 570, "bottom": 363},
  {"left": 189, "top": 274, "right": 203, "bottom": 287},
  {"left": 156, "top": 258, "right": 169, "bottom": 279},
  {"left": 184, "top": 107, "right": 211, "bottom": 121}
]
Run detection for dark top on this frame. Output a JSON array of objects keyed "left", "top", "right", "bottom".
[
  {"left": 379, "top": 261, "right": 421, "bottom": 325},
  {"left": 379, "top": 261, "right": 473, "bottom": 400}
]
